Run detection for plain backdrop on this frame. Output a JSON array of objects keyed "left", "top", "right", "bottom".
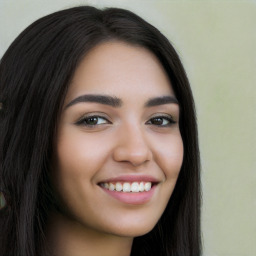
[{"left": 0, "top": 0, "right": 255, "bottom": 255}]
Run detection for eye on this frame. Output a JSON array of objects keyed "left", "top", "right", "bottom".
[
  {"left": 75, "top": 115, "right": 110, "bottom": 127},
  {"left": 146, "top": 115, "right": 176, "bottom": 127}
]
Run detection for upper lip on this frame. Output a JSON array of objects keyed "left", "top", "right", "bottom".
[{"left": 98, "top": 175, "right": 161, "bottom": 184}]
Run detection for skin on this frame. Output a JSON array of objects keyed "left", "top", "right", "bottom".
[{"left": 47, "top": 41, "right": 183, "bottom": 256}]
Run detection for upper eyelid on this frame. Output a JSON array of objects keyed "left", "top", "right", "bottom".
[
  {"left": 149, "top": 113, "right": 174, "bottom": 118},
  {"left": 148, "top": 113, "right": 176, "bottom": 120},
  {"left": 147, "top": 116, "right": 175, "bottom": 123},
  {"left": 76, "top": 112, "right": 110, "bottom": 120},
  {"left": 75, "top": 114, "right": 112, "bottom": 126}
]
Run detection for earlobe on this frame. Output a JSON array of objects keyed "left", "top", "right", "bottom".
[{"left": 0, "top": 191, "right": 7, "bottom": 210}]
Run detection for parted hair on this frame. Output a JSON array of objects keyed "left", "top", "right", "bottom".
[{"left": 0, "top": 6, "right": 201, "bottom": 256}]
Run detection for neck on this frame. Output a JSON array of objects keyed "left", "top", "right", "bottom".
[{"left": 46, "top": 211, "right": 133, "bottom": 256}]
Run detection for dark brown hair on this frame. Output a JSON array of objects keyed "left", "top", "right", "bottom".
[{"left": 0, "top": 6, "right": 201, "bottom": 256}]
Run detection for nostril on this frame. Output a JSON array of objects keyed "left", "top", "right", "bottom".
[{"left": 113, "top": 144, "right": 152, "bottom": 166}]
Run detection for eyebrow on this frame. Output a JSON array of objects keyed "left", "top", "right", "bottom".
[
  {"left": 144, "top": 96, "right": 179, "bottom": 107},
  {"left": 65, "top": 94, "right": 179, "bottom": 109},
  {"left": 65, "top": 94, "right": 122, "bottom": 109}
]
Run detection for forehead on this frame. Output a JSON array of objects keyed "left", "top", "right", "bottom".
[{"left": 65, "top": 41, "right": 174, "bottom": 103}]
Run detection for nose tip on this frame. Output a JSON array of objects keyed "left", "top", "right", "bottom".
[
  {"left": 113, "top": 128, "right": 152, "bottom": 166},
  {"left": 114, "top": 148, "right": 152, "bottom": 166}
]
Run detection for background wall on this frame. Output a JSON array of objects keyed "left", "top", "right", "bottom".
[{"left": 0, "top": 0, "right": 255, "bottom": 255}]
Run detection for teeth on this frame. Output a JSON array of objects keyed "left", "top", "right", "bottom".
[
  {"left": 139, "top": 182, "right": 145, "bottom": 192},
  {"left": 123, "top": 183, "right": 131, "bottom": 192},
  {"left": 103, "top": 183, "right": 109, "bottom": 189},
  {"left": 101, "top": 181, "right": 152, "bottom": 192},
  {"left": 115, "top": 182, "right": 122, "bottom": 192},
  {"left": 131, "top": 182, "right": 140, "bottom": 192},
  {"left": 109, "top": 183, "right": 115, "bottom": 191},
  {"left": 144, "top": 182, "right": 152, "bottom": 191}
]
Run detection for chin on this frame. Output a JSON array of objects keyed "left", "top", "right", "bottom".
[{"left": 104, "top": 219, "right": 158, "bottom": 238}]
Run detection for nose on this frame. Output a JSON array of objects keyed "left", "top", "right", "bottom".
[{"left": 113, "top": 125, "right": 153, "bottom": 166}]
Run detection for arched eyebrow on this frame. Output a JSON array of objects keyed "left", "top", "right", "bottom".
[
  {"left": 64, "top": 94, "right": 179, "bottom": 110},
  {"left": 65, "top": 94, "right": 122, "bottom": 109},
  {"left": 145, "top": 96, "right": 179, "bottom": 107}
]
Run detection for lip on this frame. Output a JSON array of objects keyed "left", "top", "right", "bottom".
[
  {"left": 98, "top": 175, "right": 159, "bottom": 205},
  {"left": 100, "top": 185, "right": 157, "bottom": 205}
]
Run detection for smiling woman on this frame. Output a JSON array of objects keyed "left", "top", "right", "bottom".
[{"left": 0, "top": 6, "right": 201, "bottom": 256}]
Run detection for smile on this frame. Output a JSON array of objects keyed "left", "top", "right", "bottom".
[
  {"left": 100, "top": 181, "right": 152, "bottom": 193},
  {"left": 98, "top": 176, "right": 159, "bottom": 205}
]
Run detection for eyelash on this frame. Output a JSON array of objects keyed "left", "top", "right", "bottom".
[
  {"left": 75, "top": 114, "right": 176, "bottom": 127},
  {"left": 146, "top": 115, "right": 176, "bottom": 127},
  {"left": 75, "top": 115, "right": 111, "bottom": 126}
]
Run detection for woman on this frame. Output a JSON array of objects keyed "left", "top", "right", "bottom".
[{"left": 0, "top": 6, "right": 201, "bottom": 256}]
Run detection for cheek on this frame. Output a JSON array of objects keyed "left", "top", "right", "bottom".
[
  {"left": 52, "top": 128, "right": 114, "bottom": 217},
  {"left": 55, "top": 128, "right": 110, "bottom": 177},
  {"left": 52, "top": 128, "right": 111, "bottom": 202},
  {"left": 153, "top": 133, "right": 184, "bottom": 179}
]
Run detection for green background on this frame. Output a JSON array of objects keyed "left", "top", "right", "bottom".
[{"left": 0, "top": 0, "right": 255, "bottom": 255}]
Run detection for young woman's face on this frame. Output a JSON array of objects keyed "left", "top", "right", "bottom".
[{"left": 53, "top": 41, "right": 183, "bottom": 238}]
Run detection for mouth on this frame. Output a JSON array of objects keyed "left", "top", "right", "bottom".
[
  {"left": 99, "top": 181, "right": 155, "bottom": 193},
  {"left": 98, "top": 176, "right": 159, "bottom": 205}
]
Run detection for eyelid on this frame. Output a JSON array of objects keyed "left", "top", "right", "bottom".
[
  {"left": 75, "top": 113, "right": 112, "bottom": 126},
  {"left": 146, "top": 114, "right": 176, "bottom": 126}
]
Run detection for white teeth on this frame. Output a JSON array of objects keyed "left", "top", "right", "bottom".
[
  {"left": 109, "top": 183, "right": 115, "bottom": 191},
  {"left": 144, "top": 182, "right": 152, "bottom": 191},
  {"left": 115, "top": 182, "right": 122, "bottom": 192},
  {"left": 123, "top": 183, "right": 131, "bottom": 192},
  {"left": 101, "top": 181, "right": 153, "bottom": 192},
  {"left": 139, "top": 182, "right": 145, "bottom": 192},
  {"left": 131, "top": 182, "right": 140, "bottom": 192}
]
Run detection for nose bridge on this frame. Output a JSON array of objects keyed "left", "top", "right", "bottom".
[{"left": 113, "top": 121, "right": 152, "bottom": 166}]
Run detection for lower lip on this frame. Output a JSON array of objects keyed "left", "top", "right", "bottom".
[{"left": 100, "top": 185, "right": 157, "bottom": 205}]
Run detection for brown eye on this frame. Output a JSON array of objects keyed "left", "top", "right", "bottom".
[
  {"left": 151, "top": 117, "right": 165, "bottom": 125},
  {"left": 146, "top": 115, "right": 175, "bottom": 127},
  {"left": 76, "top": 116, "right": 110, "bottom": 126},
  {"left": 84, "top": 117, "right": 99, "bottom": 125}
]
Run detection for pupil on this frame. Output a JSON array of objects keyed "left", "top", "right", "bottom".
[
  {"left": 152, "top": 118, "right": 163, "bottom": 125},
  {"left": 86, "top": 117, "right": 98, "bottom": 125}
]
